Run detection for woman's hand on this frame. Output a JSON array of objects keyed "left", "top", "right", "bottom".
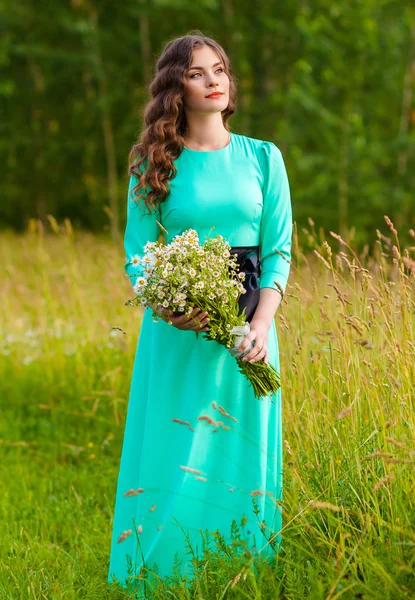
[
  {"left": 236, "top": 318, "right": 270, "bottom": 364},
  {"left": 152, "top": 305, "right": 210, "bottom": 332}
]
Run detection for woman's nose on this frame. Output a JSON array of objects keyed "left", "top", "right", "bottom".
[{"left": 207, "top": 74, "right": 219, "bottom": 87}]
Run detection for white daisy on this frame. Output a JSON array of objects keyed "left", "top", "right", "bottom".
[
  {"left": 133, "top": 276, "right": 147, "bottom": 294},
  {"left": 130, "top": 255, "right": 141, "bottom": 268}
]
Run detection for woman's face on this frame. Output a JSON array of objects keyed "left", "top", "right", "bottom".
[{"left": 183, "top": 45, "right": 230, "bottom": 114}]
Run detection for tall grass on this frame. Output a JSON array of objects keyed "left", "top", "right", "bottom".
[{"left": 0, "top": 216, "right": 414, "bottom": 599}]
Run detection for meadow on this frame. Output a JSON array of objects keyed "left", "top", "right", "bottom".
[{"left": 0, "top": 216, "right": 414, "bottom": 599}]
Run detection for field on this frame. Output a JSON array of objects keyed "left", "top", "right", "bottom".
[{"left": 1, "top": 217, "right": 414, "bottom": 599}]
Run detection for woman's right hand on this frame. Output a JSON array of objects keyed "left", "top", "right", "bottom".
[{"left": 151, "top": 305, "right": 210, "bottom": 332}]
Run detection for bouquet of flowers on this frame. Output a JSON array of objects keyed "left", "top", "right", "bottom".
[{"left": 124, "top": 228, "right": 281, "bottom": 399}]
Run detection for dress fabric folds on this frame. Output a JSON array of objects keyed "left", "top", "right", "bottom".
[{"left": 107, "top": 132, "right": 293, "bottom": 594}]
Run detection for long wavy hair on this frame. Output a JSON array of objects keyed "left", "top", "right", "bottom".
[{"left": 127, "top": 32, "right": 237, "bottom": 216}]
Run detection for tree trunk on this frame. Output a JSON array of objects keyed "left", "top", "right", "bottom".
[{"left": 89, "top": 6, "right": 120, "bottom": 245}]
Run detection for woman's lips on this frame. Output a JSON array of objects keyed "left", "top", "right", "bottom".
[{"left": 206, "top": 93, "right": 223, "bottom": 99}]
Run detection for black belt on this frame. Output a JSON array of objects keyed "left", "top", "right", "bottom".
[{"left": 229, "top": 246, "right": 261, "bottom": 322}]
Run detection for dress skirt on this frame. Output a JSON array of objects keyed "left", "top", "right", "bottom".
[{"left": 107, "top": 306, "right": 283, "bottom": 593}]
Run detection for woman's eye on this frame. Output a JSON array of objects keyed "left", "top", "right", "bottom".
[{"left": 189, "top": 68, "right": 224, "bottom": 79}]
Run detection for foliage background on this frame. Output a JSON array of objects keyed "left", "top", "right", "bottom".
[{"left": 1, "top": 0, "right": 414, "bottom": 247}]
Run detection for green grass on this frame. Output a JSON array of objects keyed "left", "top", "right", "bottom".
[{"left": 0, "top": 216, "right": 414, "bottom": 599}]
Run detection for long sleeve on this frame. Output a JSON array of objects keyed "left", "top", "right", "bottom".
[
  {"left": 124, "top": 172, "right": 161, "bottom": 290},
  {"left": 258, "top": 141, "right": 293, "bottom": 296}
]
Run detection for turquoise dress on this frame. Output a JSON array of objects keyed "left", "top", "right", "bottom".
[{"left": 107, "top": 132, "right": 292, "bottom": 593}]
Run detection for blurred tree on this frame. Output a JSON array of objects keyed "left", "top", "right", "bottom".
[{"left": 0, "top": 0, "right": 413, "bottom": 250}]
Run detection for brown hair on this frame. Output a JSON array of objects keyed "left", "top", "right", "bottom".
[{"left": 128, "top": 31, "right": 237, "bottom": 215}]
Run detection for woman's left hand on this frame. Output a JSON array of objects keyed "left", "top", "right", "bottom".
[{"left": 237, "top": 318, "right": 270, "bottom": 364}]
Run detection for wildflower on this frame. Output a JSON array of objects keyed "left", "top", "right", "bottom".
[
  {"left": 144, "top": 241, "right": 157, "bottom": 252},
  {"left": 179, "top": 465, "right": 202, "bottom": 475},
  {"left": 117, "top": 529, "right": 132, "bottom": 543},
  {"left": 124, "top": 488, "right": 145, "bottom": 496},
  {"left": 130, "top": 255, "right": 140, "bottom": 268},
  {"left": 133, "top": 277, "right": 147, "bottom": 294}
]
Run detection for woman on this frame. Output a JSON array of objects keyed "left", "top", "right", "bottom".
[{"left": 108, "top": 32, "right": 293, "bottom": 595}]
